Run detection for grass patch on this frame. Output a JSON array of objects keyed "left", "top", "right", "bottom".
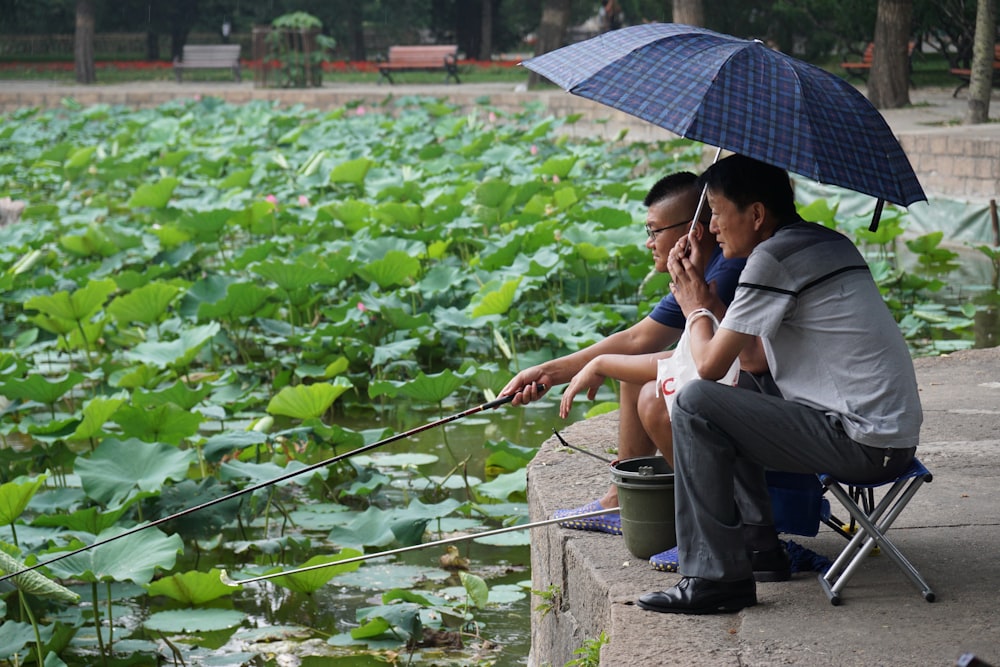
[{"left": 0, "top": 59, "right": 532, "bottom": 86}]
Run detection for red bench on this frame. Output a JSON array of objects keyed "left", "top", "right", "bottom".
[
  {"left": 378, "top": 45, "right": 460, "bottom": 84},
  {"left": 949, "top": 44, "right": 1000, "bottom": 97},
  {"left": 840, "top": 41, "right": 915, "bottom": 82}
]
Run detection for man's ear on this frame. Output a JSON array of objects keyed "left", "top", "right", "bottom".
[
  {"left": 750, "top": 202, "right": 768, "bottom": 230},
  {"left": 689, "top": 218, "right": 705, "bottom": 242}
]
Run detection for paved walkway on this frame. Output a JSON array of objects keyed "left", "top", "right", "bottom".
[{"left": 1, "top": 78, "right": 998, "bottom": 132}]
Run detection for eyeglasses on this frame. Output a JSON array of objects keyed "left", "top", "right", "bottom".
[{"left": 645, "top": 220, "right": 690, "bottom": 240}]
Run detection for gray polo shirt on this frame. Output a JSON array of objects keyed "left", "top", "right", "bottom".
[{"left": 721, "top": 220, "right": 922, "bottom": 449}]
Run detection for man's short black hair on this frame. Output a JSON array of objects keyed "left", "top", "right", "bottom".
[
  {"left": 698, "top": 155, "right": 797, "bottom": 223},
  {"left": 643, "top": 171, "right": 699, "bottom": 208}
]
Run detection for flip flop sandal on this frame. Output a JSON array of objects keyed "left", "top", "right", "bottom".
[
  {"left": 553, "top": 499, "right": 622, "bottom": 535},
  {"left": 650, "top": 546, "right": 679, "bottom": 572}
]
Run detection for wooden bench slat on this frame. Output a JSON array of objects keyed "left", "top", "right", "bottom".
[
  {"left": 378, "top": 45, "right": 460, "bottom": 84},
  {"left": 174, "top": 44, "right": 242, "bottom": 83}
]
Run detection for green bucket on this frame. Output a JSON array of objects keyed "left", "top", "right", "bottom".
[{"left": 611, "top": 456, "right": 676, "bottom": 560}]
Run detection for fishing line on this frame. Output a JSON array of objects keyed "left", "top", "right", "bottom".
[
  {"left": 0, "top": 385, "right": 544, "bottom": 584},
  {"left": 220, "top": 506, "right": 617, "bottom": 586}
]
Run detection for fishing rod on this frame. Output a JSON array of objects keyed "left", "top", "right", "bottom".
[
  {"left": 0, "top": 384, "right": 544, "bottom": 584},
  {"left": 220, "top": 506, "right": 617, "bottom": 586}
]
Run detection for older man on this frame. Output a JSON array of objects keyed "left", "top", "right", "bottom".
[{"left": 638, "top": 154, "right": 922, "bottom": 614}]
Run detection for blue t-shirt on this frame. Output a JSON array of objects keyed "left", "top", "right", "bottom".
[{"left": 648, "top": 247, "right": 746, "bottom": 329}]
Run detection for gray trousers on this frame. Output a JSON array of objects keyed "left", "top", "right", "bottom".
[{"left": 671, "top": 377, "right": 916, "bottom": 581}]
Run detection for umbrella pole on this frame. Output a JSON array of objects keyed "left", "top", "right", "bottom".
[
  {"left": 869, "top": 198, "right": 885, "bottom": 232},
  {"left": 688, "top": 146, "right": 724, "bottom": 236}
]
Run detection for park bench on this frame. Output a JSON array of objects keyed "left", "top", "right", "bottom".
[
  {"left": 378, "top": 45, "right": 460, "bottom": 84},
  {"left": 948, "top": 44, "right": 1000, "bottom": 97},
  {"left": 840, "top": 41, "right": 915, "bottom": 82},
  {"left": 173, "top": 44, "right": 242, "bottom": 83}
]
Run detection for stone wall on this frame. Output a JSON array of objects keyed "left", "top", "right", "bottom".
[{"left": 898, "top": 127, "right": 1000, "bottom": 202}]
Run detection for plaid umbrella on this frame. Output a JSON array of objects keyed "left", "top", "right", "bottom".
[{"left": 522, "top": 23, "right": 925, "bottom": 208}]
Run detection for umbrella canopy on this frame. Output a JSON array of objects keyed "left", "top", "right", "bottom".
[{"left": 522, "top": 23, "right": 925, "bottom": 207}]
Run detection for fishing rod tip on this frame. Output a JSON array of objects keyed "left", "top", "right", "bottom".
[{"left": 218, "top": 569, "right": 242, "bottom": 587}]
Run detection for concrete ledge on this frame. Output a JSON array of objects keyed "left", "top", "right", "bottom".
[{"left": 527, "top": 347, "right": 1000, "bottom": 666}]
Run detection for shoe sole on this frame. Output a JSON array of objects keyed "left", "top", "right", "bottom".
[
  {"left": 636, "top": 597, "right": 757, "bottom": 615},
  {"left": 753, "top": 569, "right": 791, "bottom": 583}
]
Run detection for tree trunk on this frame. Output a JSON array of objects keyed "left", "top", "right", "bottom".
[
  {"left": 672, "top": 0, "right": 704, "bottom": 26},
  {"left": 528, "top": 0, "right": 572, "bottom": 89},
  {"left": 347, "top": 3, "right": 366, "bottom": 62},
  {"left": 965, "top": 0, "right": 995, "bottom": 124},
  {"left": 868, "top": 0, "right": 912, "bottom": 109},
  {"left": 74, "top": 0, "right": 96, "bottom": 84},
  {"left": 480, "top": 0, "right": 494, "bottom": 61},
  {"left": 146, "top": 31, "right": 160, "bottom": 61}
]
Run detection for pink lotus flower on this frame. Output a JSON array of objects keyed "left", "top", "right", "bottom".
[
  {"left": 530, "top": 144, "right": 538, "bottom": 156},
  {"left": 265, "top": 194, "right": 278, "bottom": 204},
  {"left": 488, "top": 111, "right": 497, "bottom": 123},
  {"left": 357, "top": 302, "right": 367, "bottom": 312},
  {"left": 356, "top": 106, "right": 366, "bottom": 116},
  {"left": 552, "top": 174, "right": 561, "bottom": 184},
  {"left": 298, "top": 195, "right": 310, "bottom": 206}
]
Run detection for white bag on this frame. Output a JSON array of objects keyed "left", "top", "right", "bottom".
[{"left": 656, "top": 311, "right": 740, "bottom": 416}]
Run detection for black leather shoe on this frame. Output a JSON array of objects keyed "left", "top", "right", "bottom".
[
  {"left": 750, "top": 545, "right": 791, "bottom": 582},
  {"left": 637, "top": 576, "right": 757, "bottom": 615}
]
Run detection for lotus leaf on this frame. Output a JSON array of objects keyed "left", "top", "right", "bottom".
[
  {"left": 70, "top": 393, "right": 127, "bottom": 440},
  {"left": 474, "top": 470, "right": 526, "bottom": 501},
  {"left": 145, "top": 568, "right": 235, "bottom": 604},
  {"left": 470, "top": 277, "right": 521, "bottom": 318},
  {"left": 31, "top": 495, "right": 150, "bottom": 534},
  {"left": 0, "top": 620, "right": 53, "bottom": 660},
  {"left": 123, "top": 321, "right": 221, "bottom": 370},
  {"left": 143, "top": 608, "right": 245, "bottom": 633},
  {"left": 262, "top": 549, "right": 364, "bottom": 593},
  {"left": 107, "top": 282, "right": 181, "bottom": 325},
  {"left": 397, "top": 368, "right": 475, "bottom": 404},
  {"left": 127, "top": 176, "right": 178, "bottom": 209},
  {"left": 0, "top": 373, "right": 83, "bottom": 406},
  {"left": 0, "top": 474, "right": 47, "bottom": 526},
  {"left": 459, "top": 571, "right": 489, "bottom": 608},
  {"left": 330, "top": 157, "right": 373, "bottom": 185},
  {"left": 266, "top": 378, "right": 353, "bottom": 420},
  {"left": 355, "top": 250, "right": 421, "bottom": 289},
  {"left": 112, "top": 402, "right": 204, "bottom": 444},
  {"left": 75, "top": 438, "right": 195, "bottom": 505},
  {"left": 45, "top": 527, "right": 183, "bottom": 585},
  {"left": 0, "top": 549, "right": 79, "bottom": 603}
]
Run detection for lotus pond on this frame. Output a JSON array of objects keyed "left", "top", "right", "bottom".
[{"left": 0, "top": 94, "right": 996, "bottom": 666}]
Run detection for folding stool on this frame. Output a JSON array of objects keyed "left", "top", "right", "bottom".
[{"left": 817, "top": 458, "right": 935, "bottom": 605}]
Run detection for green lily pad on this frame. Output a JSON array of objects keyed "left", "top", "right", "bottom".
[
  {"left": 143, "top": 608, "right": 245, "bottom": 633},
  {"left": 266, "top": 378, "right": 353, "bottom": 420},
  {"left": 145, "top": 568, "right": 235, "bottom": 604},
  {"left": 44, "top": 527, "right": 183, "bottom": 585},
  {"left": 262, "top": 549, "right": 364, "bottom": 593},
  {"left": 74, "top": 438, "right": 195, "bottom": 505}
]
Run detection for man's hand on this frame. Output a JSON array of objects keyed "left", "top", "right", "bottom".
[
  {"left": 559, "top": 358, "right": 606, "bottom": 418},
  {"left": 500, "top": 369, "right": 550, "bottom": 406}
]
